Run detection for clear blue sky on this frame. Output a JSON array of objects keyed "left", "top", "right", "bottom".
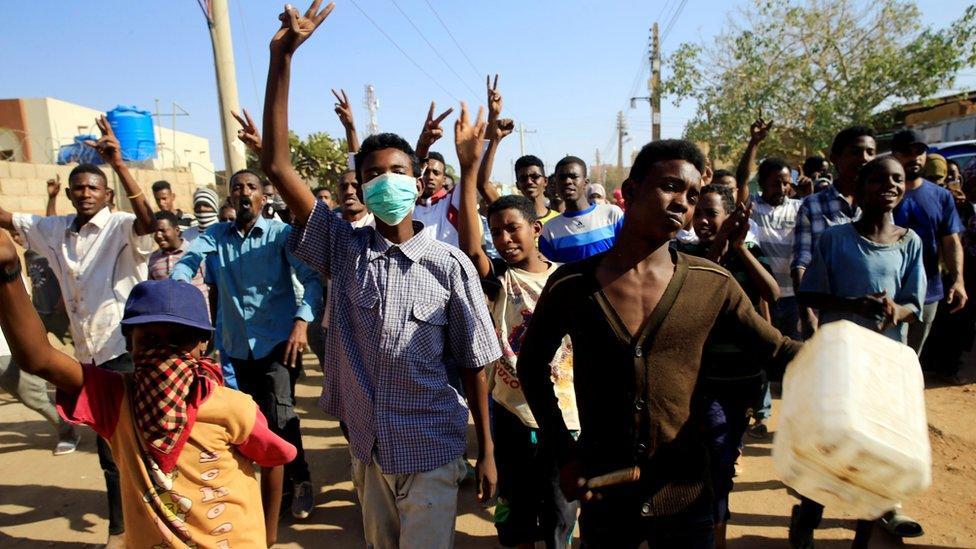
[{"left": 1, "top": 0, "right": 972, "bottom": 183}]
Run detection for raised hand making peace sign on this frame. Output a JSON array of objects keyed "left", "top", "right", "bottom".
[
  {"left": 416, "top": 101, "right": 454, "bottom": 159},
  {"left": 83, "top": 115, "right": 124, "bottom": 166},
  {"left": 232, "top": 109, "right": 262, "bottom": 154},
  {"left": 331, "top": 88, "right": 354, "bottom": 130},
  {"left": 454, "top": 102, "right": 487, "bottom": 171},
  {"left": 270, "top": 1, "right": 335, "bottom": 55}
]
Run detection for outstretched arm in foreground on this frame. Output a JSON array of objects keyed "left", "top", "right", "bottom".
[
  {"left": 455, "top": 103, "right": 492, "bottom": 278},
  {"left": 85, "top": 115, "right": 155, "bottom": 235}
]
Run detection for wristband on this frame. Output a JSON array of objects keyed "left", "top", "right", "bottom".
[
  {"left": 0, "top": 260, "right": 22, "bottom": 284},
  {"left": 127, "top": 191, "right": 144, "bottom": 200}
]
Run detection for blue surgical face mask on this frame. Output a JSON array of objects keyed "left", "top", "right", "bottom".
[{"left": 362, "top": 173, "right": 419, "bottom": 226}]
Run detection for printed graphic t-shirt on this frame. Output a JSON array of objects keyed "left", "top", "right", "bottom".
[{"left": 483, "top": 259, "right": 579, "bottom": 431}]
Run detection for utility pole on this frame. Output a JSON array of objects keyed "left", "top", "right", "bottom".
[
  {"left": 650, "top": 22, "right": 661, "bottom": 141},
  {"left": 198, "top": 0, "right": 246, "bottom": 177},
  {"left": 616, "top": 111, "right": 628, "bottom": 171},
  {"left": 516, "top": 123, "right": 537, "bottom": 157},
  {"left": 364, "top": 84, "right": 380, "bottom": 136},
  {"left": 595, "top": 148, "right": 605, "bottom": 185}
]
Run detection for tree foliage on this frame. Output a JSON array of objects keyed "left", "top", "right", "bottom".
[
  {"left": 662, "top": 0, "right": 976, "bottom": 164},
  {"left": 244, "top": 131, "right": 348, "bottom": 191}
]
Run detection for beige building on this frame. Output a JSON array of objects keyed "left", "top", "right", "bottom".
[{"left": 0, "top": 97, "right": 215, "bottom": 184}]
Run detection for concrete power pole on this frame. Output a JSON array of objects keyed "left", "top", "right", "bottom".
[
  {"left": 616, "top": 111, "right": 628, "bottom": 171},
  {"left": 517, "top": 123, "right": 537, "bottom": 157},
  {"left": 200, "top": 0, "right": 246, "bottom": 177},
  {"left": 650, "top": 22, "right": 661, "bottom": 142},
  {"left": 595, "top": 148, "right": 605, "bottom": 185},
  {"left": 364, "top": 84, "right": 380, "bottom": 136}
]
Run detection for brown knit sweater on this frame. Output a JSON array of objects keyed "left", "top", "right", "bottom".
[{"left": 517, "top": 248, "right": 800, "bottom": 515}]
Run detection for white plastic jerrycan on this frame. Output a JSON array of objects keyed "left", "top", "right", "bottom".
[{"left": 772, "top": 320, "right": 931, "bottom": 519}]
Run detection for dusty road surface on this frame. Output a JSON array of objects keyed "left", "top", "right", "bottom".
[{"left": 0, "top": 351, "right": 973, "bottom": 548}]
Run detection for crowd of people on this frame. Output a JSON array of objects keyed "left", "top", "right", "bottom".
[{"left": 0, "top": 2, "right": 974, "bottom": 548}]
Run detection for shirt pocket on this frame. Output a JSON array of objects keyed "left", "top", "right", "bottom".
[{"left": 407, "top": 301, "right": 448, "bottom": 358}]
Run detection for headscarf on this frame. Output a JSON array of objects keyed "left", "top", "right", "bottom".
[
  {"left": 193, "top": 188, "right": 220, "bottom": 228},
  {"left": 131, "top": 345, "right": 223, "bottom": 475},
  {"left": 923, "top": 153, "right": 948, "bottom": 183}
]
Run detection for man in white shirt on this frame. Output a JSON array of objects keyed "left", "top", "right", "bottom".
[
  {"left": 413, "top": 151, "right": 462, "bottom": 246},
  {"left": 0, "top": 116, "right": 155, "bottom": 548}
]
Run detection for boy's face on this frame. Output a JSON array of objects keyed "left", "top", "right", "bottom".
[
  {"left": 622, "top": 159, "right": 701, "bottom": 243},
  {"left": 338, "top": 171, "right": 366, "bottom": 215},
  {"left": 714, "top": 174, "right": 737, "bottom": 190},
  {"left": 219, "top": 205, "right": 236, "bottom": 222},
  {"left": 489, "top": 208, "right": 542, "bottom": 266},
  {"left": 153, "top": 189, "right": 176, "bottom": 212},
  {"left": 421, "top": 158, "right": 447, "bottom": 198},
  {"left": 760, "top": 167, "right": 792, "bottom": 206},
  {"left": 555, "top": 163, "right": 588, "bottom": 202},
  {"left": 67, "top": 173, "right": 109, "bottom": 219},
  {"left": 692, "top": 192, "right": 729, "bottom": 245},
  {"left": 359, "top": 148, "right": 419, "bottom": 204},
  {"left": 153, "top": 219, "right": 181, "bottom": 251},
  {"left": 129, "top": 323, "right": 208, "bottom": 359},
  {"left": 859, "top": 159, "right": 905, "bottom": 213},
  {"left": 515, "top": 166, "right": 546, "bottom": 199},
  {"left": 892, "top": 145, "right": 927, "bottom": 180},
  {"left": 831, "top": 136, "right": 876, "bottom": 181}
]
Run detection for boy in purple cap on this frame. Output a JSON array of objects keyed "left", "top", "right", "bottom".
[{"left": 0, "top": 228, "right": 296, "bottom": 548}]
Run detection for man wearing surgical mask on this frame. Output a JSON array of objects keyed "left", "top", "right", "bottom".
[
  {"left": 170, "top": 168, "right": 323, "bottom": 521},
  {"left": 260, "top": 4, "right": 500, "bottom": 547}
]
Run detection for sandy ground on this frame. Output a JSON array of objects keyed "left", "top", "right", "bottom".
[{"left": 0, "top": 350, "right": 974, "bottom": 548}]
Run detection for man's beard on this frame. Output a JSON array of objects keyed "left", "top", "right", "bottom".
[{"left": 235, "top": 197, "right": 255, "bottom": 226}]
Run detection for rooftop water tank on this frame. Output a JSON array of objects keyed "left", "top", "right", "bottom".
[
  {"left": 56, "top": 134, "right": 103, "bottom": 165},
  {"left": 106, "top": 105, "right": 156, "bottom": 161}
]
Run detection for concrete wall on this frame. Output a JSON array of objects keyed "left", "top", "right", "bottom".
[{"left": 0, "top": 160, "right": 214, "bottom": 216}]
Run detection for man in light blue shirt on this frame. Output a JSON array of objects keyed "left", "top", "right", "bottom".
[{"left": 172, "top": 168, "right": 322, "bottom": 520}]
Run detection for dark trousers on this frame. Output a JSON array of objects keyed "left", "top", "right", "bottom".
[
  {"left": 97, "top": 353, "right": 133, "bottom": 536},
  {"left": 493, "top": 406, "right": 577, "bottom": 548},
  {"left": 704, "top": 393, "right": 753, "bottom": 524},
  {"left": 579, "top": 486, "right": 714, "bottom": 548},
  {"left": 795, "top": 496, "right": 873, "bottom": 535},
  {"left": 230, "top": 342, "right": 310, "bottom": 484}
]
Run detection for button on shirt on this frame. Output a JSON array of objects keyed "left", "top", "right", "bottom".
[
  {"left": 171, "top": 217, "right": 322, "bottom": 361},
  {"left": 13, "top": 208, "right": 153, "bottom": 365},
  {"left": 792, "top": 184, "right": 860, "bottom": 271},
  {"left": 289, "top": 201, "right": 501, "bottom": 474}
]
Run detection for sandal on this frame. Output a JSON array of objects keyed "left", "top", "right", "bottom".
[{"left": 879, "top": 510, "right": 924, "bottom": 538}]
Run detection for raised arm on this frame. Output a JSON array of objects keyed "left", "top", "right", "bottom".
[
  {"left": 735, "top": 116, "right": 773, "bottom": 205},
  {"left": 0, "top": 230, "right": 83, "bottom": 391},
  {"left": 331, "top": 88, "right": 359, "bottom": 154},
  {"left": 477, "top": 74, "right": 513, "bottom": 204},
  {"left": 415, "top": 102, "right": 454, "bottom": 161},
  {"left": 455, "top": 103, "right": 492, "bottom": 278},
  {"left": 84, "top": 115, "right": 154, "bottom": 235},
  {"left": 46, "top": 175, "right": 61, "bottom": 216},
  {"left": 729, "top": 203, "right": 780, "bottom": 303},
  {"left": 260, "top": 1, "right": 335, "bottom": 225}
]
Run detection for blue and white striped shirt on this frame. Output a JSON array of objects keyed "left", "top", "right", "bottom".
[{"left": 539, "top": 204, "right": 624, "bottom": 263}]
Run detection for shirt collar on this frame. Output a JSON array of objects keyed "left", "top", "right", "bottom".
[
  {"left": 562, "top": 203, "right": 597, "bottom": 218},
  {"left": 417, "top": 188, "right": 449, "bottom": 206},
  {"left": 69, "top": 206, "right": 111, "bottom": 233},
  {"left": 368, "top": 220, "right": 432, "bottom": 263},
  {"left": 237, "top": 214, "right": 268, "bottom": 238}
]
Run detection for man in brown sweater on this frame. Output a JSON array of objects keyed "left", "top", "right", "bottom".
[{"left": 517, "top": 139, "right": 801, "bottom": 548}]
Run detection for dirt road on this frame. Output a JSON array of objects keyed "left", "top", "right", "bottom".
[{"left": 1, "top": 353, "right": 973, "bottom": 548}]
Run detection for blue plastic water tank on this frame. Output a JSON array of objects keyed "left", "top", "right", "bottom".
[
  {"left": 106, "top": 105, "right": 156, "bottom": 161},
  {"left": 57, "top": 134, "right": 103, "bottom": 165}
]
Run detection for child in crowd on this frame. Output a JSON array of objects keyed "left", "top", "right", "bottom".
[
  {"left": 0, "top": 231, "right": 296, "bottom": 548},
  {"left": 792, "top": 156, "right": 926, "bottom": 548},
  {"left": 676, "top": 184, "right": 780, "bottom": 547},
  {"left": 518, "top": 139, "right": 800, "bottom": 548},
  {"left": 455, "top": 105, "right": 579, "bottom": 548}
]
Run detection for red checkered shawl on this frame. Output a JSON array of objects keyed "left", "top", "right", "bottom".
[{"left": 131, "top": 347, "right": 223, "bottom": 473}]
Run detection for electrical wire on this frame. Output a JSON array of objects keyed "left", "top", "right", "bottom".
[
  {"left": 387, "top": 0, "right": 481, "bottom": 101},
  {"left": 233, "top": 0, "right": 261, "bottom": 107},
  {"left": 661, "top": 0, "right": 690, "bottom": 45},
  {"left": 348, "top": 0, "right": 463, "bottom": 102},
  {"left": 422, "top": 0, "right": 483, "bottom": 81}
]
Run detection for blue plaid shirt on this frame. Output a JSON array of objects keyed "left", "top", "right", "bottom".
[
  {"left": 792, "top": 185, "right": 861, "bottom": 271},
  {"left": 289, "top": 201, "right": 501, "bottom": 474}
]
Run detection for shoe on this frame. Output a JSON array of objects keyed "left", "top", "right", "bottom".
[
  {"left": 291, "top": 480, "right": 314, "bottom": 519},
  {"left": 747, "top": 420, "right": 770, "bottom": 440},
  {"left": 54, "top": 429, "right": 81, "bottom": 456},
  {"left": 104, "top": 533, "right": 125, "bottom": 549},
  {"left": 788, "top": 505, "right": 815, "bottom": 548},
  {"left": 879, "top": 510, "right": 924, "bottom": 538}
]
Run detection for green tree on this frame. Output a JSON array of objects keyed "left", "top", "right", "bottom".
[
  {"left": 662, "top": 0, "right": 976, "bottom": 164},
  {"left": 244, "top": 130, "right": 348, "bottom": 191}
]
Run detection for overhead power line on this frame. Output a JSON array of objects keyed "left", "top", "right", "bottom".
[
  {"left": 387, "top": 0, "right": 481, "bottom": 101},
  {"left": 661, "top": 0, "right": 690, "bottom": 45},
  {"left": 422, "top": 0, "right": 483, "bottom": 81},
  {"left": 348, "top": 0, "right": 462, "bottom": 102}
]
